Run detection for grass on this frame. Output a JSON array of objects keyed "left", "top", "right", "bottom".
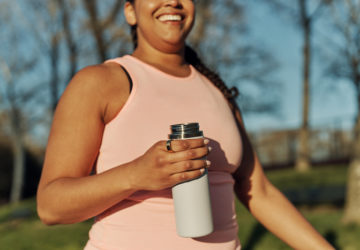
[
  {"left": 235, "top": 165, "right": 359, "bottom": 250},
  {"left": 0, "top": 199, "right": 92, "bottom": 250},
  {"left": 0, "top": 165, "right": 359, "bottom": 250},
  {"left": 235, "top": 200, "right": 360, "bottom": 250},
  {"left": 265, "top": 165, "right": 348, "bottom": 190}
]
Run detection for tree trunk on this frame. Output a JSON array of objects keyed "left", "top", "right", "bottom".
[
  {"left": 296, "top": 0, "right": 311, "bottom": 172},
  {"left": 343, "top": 73, "right": 360, "bottom": 224},
  {"left": 57, "top": 0, "right": 78, "bottom": 83},
  {"left": 82, "top": 0, "right": 107, "bottom": 62},
  {"left": 50, "top": 34, "right": 60, "bottom": 112},
  {"left": 9, "top": 130, "right": 25, "bottom": 204},
  {"left": 343, "top": 111, "right": 360, "bottom": 224}
]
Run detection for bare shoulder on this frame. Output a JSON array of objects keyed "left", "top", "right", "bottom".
[{"left": 60, "top": 62, "right": 131, "bottom": 124}]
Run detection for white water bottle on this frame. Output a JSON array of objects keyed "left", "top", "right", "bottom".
[{"left": 169, "top": 123, "right": 213, "bottom": 238}]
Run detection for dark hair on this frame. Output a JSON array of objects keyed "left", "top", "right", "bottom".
[
  {"left": 126, "top": 0, "right": 239, "bottom": 104},
  {"left": 184, "top": 46, "right": 239, "bottom": 101}
]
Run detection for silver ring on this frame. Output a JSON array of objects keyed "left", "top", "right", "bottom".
[{"left": 166, "top": 139, "right": 173, "bottom": 151}]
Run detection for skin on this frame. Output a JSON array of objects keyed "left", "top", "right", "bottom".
[{"left": 37, "top": 0, "right": 334, "bottom": 249}]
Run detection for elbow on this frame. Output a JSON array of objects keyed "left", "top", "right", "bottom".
[
  {"left": 36, "top": 194, "right": 62, "bottom": 225},
  {"left": 37, "top": 197, "right": 83, "bottom": 225},
  {"left": 36, "top": 182, "right": 64, "bottom": 225},
  {"left": 37, "top": 203, "right": 59, "bottom": 226}
]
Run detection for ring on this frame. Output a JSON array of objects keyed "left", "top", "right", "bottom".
[{"left": 166, "top": 139, "right": 173, "bottom": 151}]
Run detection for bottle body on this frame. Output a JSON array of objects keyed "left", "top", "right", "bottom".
[{"left": 169, "top": 123, "right": 213, "bottom": 238}]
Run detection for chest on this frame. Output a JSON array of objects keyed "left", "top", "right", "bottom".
[{"left": 99, "top": 66, "right": 243, "bottom": 173}]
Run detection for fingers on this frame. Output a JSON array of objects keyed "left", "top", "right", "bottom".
[
  {"left": 167, "top": 159, "right": 211, "bottom": 186},
  {"left": 167, "top": 146, "right": 210, "bottom": 163},
  {"left": 170, "top": 168, "right": 206, "bottom": 184},
  {"left": 168, "top": 159, "right": 211, "bottom": 175},
  {"left": 163, "top": 138, "right": 209, "bottom": 152}
]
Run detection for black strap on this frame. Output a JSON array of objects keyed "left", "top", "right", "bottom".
[{"left": 120, "top": 65, "right": 133, "bottom": 93}]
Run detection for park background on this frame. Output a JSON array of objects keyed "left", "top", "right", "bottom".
[{"left": 0, "top": 0, "right": 360, "bottom": 249}]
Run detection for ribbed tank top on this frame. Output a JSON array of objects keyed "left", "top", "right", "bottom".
[{"left": 85, "top": 55, "right": 243, "bottom": 250}]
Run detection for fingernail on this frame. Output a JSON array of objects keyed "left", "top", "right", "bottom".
[
  {"left": 204, "top": 139, "right": 210, "bottom": 145},
  {"left": 200, "top": 168, "right": 205, "bottom": 174},
  {"left": 208, "top": 146, "right": 212, "bottom": 152},
  {"left": 206, "top": 160, "right": 211, "bottom": 167}
]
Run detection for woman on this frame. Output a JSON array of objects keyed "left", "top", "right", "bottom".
[{"left": 37, "top": 0, "right": 334, "bottom": 249}]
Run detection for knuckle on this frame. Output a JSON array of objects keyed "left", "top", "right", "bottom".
[
  {"left": 181, "top": 173, "right": 187, "bottom": 180},
  {"left": 155, "top": 156, "right": 165, "bottom": 165},
  {"left": 182, "top": 140, "right": 190, "bottom": 148},
  {"left": 178, "top": 173, "right": 186, "bottom": 182},
  {"left": 186, "top": 149, "right": 196, "bottom": 158},
  {"left": 184, "top": 161, "right": 192, "bottom": 170}
]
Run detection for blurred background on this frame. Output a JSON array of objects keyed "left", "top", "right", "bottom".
[{"left": 0, "top": 0, "right": 359, "bottom": 249}]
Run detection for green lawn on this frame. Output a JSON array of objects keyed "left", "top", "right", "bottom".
[
  {"left": 1, "top": 165, "right": 359, "bottom": 250},
  {"left": 0, "top": 199, "right": 91, "bottom": 250},
  {"left": 236, "top": 200, "right": 360, "bottom": 250}
]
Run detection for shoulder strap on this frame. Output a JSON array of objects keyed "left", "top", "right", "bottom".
[{"left": 119, "top": 65, "right": 133, "bottom": 93}]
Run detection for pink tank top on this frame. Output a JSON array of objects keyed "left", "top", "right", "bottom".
[{"left": 85, "top": 55, "right": 243, "bottom": 250}]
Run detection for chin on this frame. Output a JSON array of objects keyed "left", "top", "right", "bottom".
[{"left": 152, "top": 37, "right": 185, "bottom": 53}]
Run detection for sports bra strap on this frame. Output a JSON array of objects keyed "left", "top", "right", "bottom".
[{"left": 119, "top": 65, "right": 133, "bottom": 93}]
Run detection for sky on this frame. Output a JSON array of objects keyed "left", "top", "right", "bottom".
[{"left": 242, "top": 2, "right": 357, "bottom": 132}]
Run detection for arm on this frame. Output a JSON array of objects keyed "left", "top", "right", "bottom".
[
  {"left": 37, "top": 64, "right": 209, "bottom": 225},
  {"left": 232, "top": 108, "right": 334, "bottom": 250},
  {"left": 37, "top": 64, "right": 134, "bottom": 225}
]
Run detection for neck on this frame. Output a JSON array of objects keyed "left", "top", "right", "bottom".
[{"left": 132, "top": 42, "right": 187, "bottom": 68}]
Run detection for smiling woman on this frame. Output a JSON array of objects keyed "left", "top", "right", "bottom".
[
  {"left": 124, "top": 0, "right": 195, "bottom": 56},
  {"left": 36, "top": 0, "right": 334, "bottom": 250}
]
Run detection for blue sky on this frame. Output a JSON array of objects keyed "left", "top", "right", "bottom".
[{"left": 242, "top": 2, "right": 357, "bottom": 132}]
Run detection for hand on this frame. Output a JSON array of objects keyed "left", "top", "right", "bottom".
[{"left": 129, "top": 138, "right": 211, "bottom": 191}]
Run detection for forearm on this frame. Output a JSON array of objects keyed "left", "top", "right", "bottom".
[
  {"left": 240, "top": 181, "right": 334, "bottom": 250},
  {"left": 37, "top": 163, "right": 136, "bottom": 225}
]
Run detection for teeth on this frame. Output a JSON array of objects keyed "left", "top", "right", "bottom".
[{"left": 158, "top": 15, "right": 182, "bottom": 22}]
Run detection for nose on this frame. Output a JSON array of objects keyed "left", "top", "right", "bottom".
[{"left": 164, "top": 0, "right": 182, "bottom": 8}]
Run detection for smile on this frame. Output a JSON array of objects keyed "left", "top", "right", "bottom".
[{"left": 158, "top": 14, "right": 183, "bottom": 22}]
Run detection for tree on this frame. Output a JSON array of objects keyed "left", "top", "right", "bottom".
[
  {"left": 257, "top": 0, "right": 331, "bottom": 171},
  {"left": 57, "top": 0, "right": 78, "bottom": 83},
  {"left": 0, "top": 58, "right": 27, "bottom": 204},
  {"left": 82, "top": 0, "right": 129, "bottom": 62},
  {"left": 22, "top": 0, "right": 75, "bottom": 112},
  {"left": 190, "top": 0, "right": 281, "bottom": 115},
  {"left": 0, "top": 1, "right": 46, "bottom": 203},
  {"left": 322, "top": 0, "right": 360, "bottom": 224},
  {"left": 0, "top": 46, "right": 38, "bottom": 204}
]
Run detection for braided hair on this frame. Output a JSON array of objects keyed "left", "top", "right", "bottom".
[{"left": 125, "top": 0, "right": 239, "bottom": 104}]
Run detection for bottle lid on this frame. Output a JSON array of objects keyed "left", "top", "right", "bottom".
[{"left": 169, "top": 123, "right": 203, "bottom": 139}]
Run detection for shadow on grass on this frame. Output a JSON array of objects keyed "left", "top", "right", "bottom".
[
  {"left": 324, "top": 230, "right": 340, "bottom": 250},
  {"left": 0, "top": 199, "right": 38, "bottom": 224},
  {"left": 242, "top": 223, "right": 267, "bottom": 250}
]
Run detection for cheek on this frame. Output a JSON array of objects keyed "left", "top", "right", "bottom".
[
  {"left": 186, "top": 3, "right": 196, "bottom": 26},
  {"left": 135, "top": 0, "right": 157, "bottom": 16},
  {"left": 135, "top": 0, "right": 157, "bottom": 22}
]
